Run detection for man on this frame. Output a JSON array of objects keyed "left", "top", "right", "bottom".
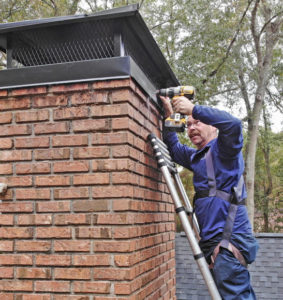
[{"left": 160, "top": 95, "right": 258, "bottom": 300}]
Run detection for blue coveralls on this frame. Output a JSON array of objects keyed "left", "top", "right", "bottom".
[{"left": 163, "top": 105, "right": 258, "bottom": 300}]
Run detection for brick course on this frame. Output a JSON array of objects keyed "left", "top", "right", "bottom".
[{"left": 0, "top": 79, "right": 176, "bottom": 299}]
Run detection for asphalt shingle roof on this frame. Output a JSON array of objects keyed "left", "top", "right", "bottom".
[{"left": 175, "top": 232, "right": 283, "bottom": 300}]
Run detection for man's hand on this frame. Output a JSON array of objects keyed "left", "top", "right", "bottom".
[
  {"left": 172, "top": 96, "right": 195, "bottom": 115},
  {"left": 159, "top": 96, "right": 173, "bottom": 118}
]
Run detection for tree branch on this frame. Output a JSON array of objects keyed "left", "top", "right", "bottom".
[
  {"left": 259, "top": 10, "right": 283, "bottom": 38},
  {"left": 202, "top": 0, "right": 254, "bottom": 84},
  {"left": 251, "top": 0, "right": 262, "bottom": 66}
]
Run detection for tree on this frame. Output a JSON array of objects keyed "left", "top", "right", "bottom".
[{"left": 254, "top": 111, "right": 283, "bottom": 232}]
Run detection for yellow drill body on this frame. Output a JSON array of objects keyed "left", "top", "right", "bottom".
[{"left": 157, "top": 86, "right": 195, "bottom": 132}]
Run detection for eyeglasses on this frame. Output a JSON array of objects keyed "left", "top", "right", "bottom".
[{"left": 187, "top": 120, "right": 201, "bottom": 129}]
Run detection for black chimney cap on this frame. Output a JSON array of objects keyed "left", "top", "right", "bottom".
[{"left": 0, "top": 4, "right": 179, "bottom": 100}]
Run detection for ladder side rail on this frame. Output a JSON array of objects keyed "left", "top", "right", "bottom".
[
  {"left": 160, "top": 165, "right": 221, "bottom": 300},
  {"left": 174, "top": 173, "right": 201, "bottom": 239},
  {"left": 148, "top": 133, "right": 221, "bottom": 300}
]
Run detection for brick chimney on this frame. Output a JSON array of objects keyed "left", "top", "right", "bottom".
[{"left": 0, "top": 5, "right": 178, "bottom": 299}]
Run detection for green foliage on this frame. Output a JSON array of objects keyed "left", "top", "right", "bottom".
[{"left": 254, "top": 129, "right": 283, "bottom": 232}]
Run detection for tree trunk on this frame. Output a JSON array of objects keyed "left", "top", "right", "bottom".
[{"left": 245, "top": 93, "right": 263, "bottom": 228}]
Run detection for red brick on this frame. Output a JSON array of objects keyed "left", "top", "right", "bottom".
[
  {"left": 0, "top": 227, "right": 33, "bottom": 239},
  {"left": 36, "top": 201, "right": 70, "bottom": 213},
  {"left": 93, "top": 267, "right": 135, "bottom": 281},
  {"left": 0, "top": 97, "right": 30, "bottom": 111},
  {"left": 112, "top": 171, "right": 139, "bottom": 185},
  {"left": 0, "top": 267, "right": 13, "bottom": 278},
  {"left": 34, "top": 148, "right": 70, "bottom": 160},
  {"left": 17, "top": 214, "right": 52, "bottom": 226},
  {"left": 0, "top": 280, "right": 33, "bottom": 292},
  {"left": 54, "top": 214, "right": 91, "bottom": 225},
  {"left": 0, "top": 241, "right": 13, "bottom": 252},
  {"left": 50, "top": 83, "right": 89, "bottom": 93},
  {"left": 54, "top": 240, "right": 91, "bottom": 252},
  {"left": 35, "top": 255, "right": 71, "bottom": 266},
  {"left": 0, "top": 112, "right": 12, "bottom": 124},
  {"left": 73, "top": 200, "right": 109, "bottom": 212},
  {"left": 54, "top": 106, "right": 89, "bottom": 120},
  {"left": 54, "top": 187, "right": 89, "bottom": 199},
  {"left": 15, "top": 110, "right": 49, "bottom": 123},
  {"left": 0, "top": 90, "right": 8, "bottom": 97},
  {"left": 2, "top": 176, "right": 32, "bottom": 187},
  {"left": 53, "top": 161, "right": 89, "bottom": 173},
  {"left": 73, "top": 147, "right": 110, "bottom": 159},
  {"left": 16, "top": 295, "right": 51, "bottom": 300},
  {"left": 91, "top": 103, "right": 134, "bottom": 117},
  {"left": 34, "top": 122, "right": 69, "bottom": 135},
  {"left": 112, "top": 199, "right": 141, "bottom": 212},
  {"left": 36, "top": 227, "right": 71, "bottom": 239},
  {"left": 15, "top": 188, "right": 50, "bottom": 200},
  {"left": 15, "top": 136, "right": 50, "bottom": 148},
  {"left": 93, "top": 79, "right": 132, "bottom": 90},
  {"left": 0, "top": 254, "right": 32, "bottom": 265},
  {"left": 0, "top": 215, "right": 13, "bottom": 225},
  {"left": 15, "top": 162, "right": 51, "bottom": 174},
  {"left": 73, "top": 119, "right": 110, "bottom": 132},
  {"left": 52, "top": 134, "right": 88, "bottom": 147},
  {"left": 73, "top": 173, "right": 109, "bottom": 185},
  {"left": 16, "top": 241, "right": 51, "bottom": 252},
  {"left": 54, "top": 268, "right": 91, "bottom": 280},
  {"left": 94, "top": 213, "right": 135, "bottom": 225},
  {"left": 114, "top": 253, "right": 140, "bottom": 267},
  {"left": 114, "top": 280, "right": 139, "bottom": 295},
  {"left": 73, "top": 281, "right": 110, "bottom": 294},
  {"left": 53, "top": 296, "right": 89, "bottom": 300},
  {"left": 75, "top": 227, "right": 111, "bottom": 239},
  {"left": 112, "top": 118, "right": 141, "bottom": 135},
  {"left": 113, "top": 227, "right": 141, "bottom": 239},
  {"left": 16, "top": 267, "right": 51, "bottom": 279},
  {"left": 0, "top": 202, "right": 33, "bottom": 213},
  {"left": 110, "top": 89, "right": 133, "bottom": 103},
  {"left": 73, "top": 254, "right": 110, "bottom": 266},
  {"left": 71, "top": 91, "right": 108, "bottom": 105},
  {"left": 92, "top": 185, "right": 134, "bottom": 198},
  {"left": 35, "top": 175, "right": 70, "bottom": 187},
  {"left": 0, "top": 124, "right": 31, "bottom": 136},
  {"left": 0, "top": 188, "right": 13, "bottom": 201},
  {"left": 35, "top": 281, "right": 70, "bottom": 293},
  {"left": 92, "top": 131, "right": 133, "bottom": 145},
  {"left": 112, "top": 145, "right": 130, "bottom": 158},
  {"left": 1, "top": 294, "right": 14, "bottom": 300},
  {"left": 33, "top": 94, "right": 68, "bottom": 107},
  {"left": 94, "top": 240, "right": 136, "bottom": 252},
  {"left": 0, "top": 150, "right": 32, "bottom": 161},
  {"left": 0, "top": 138, "right": 13, "bottom": 149},
  {"left": 11, "top": 87, "right": 47, "bottom": 96},
  {"left": 92, "top": 159, "right": 135, "bottom": 172}
]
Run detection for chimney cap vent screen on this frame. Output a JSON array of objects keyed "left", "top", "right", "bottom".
[{"left": 9, "top": 20, "right": 115, "bottom": 68}]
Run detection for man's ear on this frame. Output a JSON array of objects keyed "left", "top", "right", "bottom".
[{"left": 211, "top": 126, "right": 218, "bottom": 136}]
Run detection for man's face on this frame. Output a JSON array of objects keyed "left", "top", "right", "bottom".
[{"left": 187, "top": 116, "right": 216, "bottom": 149}]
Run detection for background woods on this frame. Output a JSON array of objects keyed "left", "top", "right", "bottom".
[{"left": 0, "top": 0, "right": 282, "bottom": 232}]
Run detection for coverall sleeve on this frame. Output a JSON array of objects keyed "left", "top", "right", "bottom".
[
  {"left": 162, "top": 130, "right": 195, "bottom": 170},
  {"left": 192, "top": 105, "right": 243, "bottom": 158}
]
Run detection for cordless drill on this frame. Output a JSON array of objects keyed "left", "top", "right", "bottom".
[{"left": 157, "top": 86, "right": 195, "bottom": 132}]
